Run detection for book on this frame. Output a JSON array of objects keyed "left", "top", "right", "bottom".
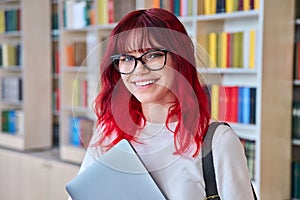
[
  {"left": 0, "top": 10, "right": 5, "bottom": 33},
  {"left": 69, "top": 116, "right": 94, "bottom": 147},
  {"left": 1, "top": 109, "right": 23, "bottom": 134},
  {"left": 1, "top": 77, "right": 22, "bottom": 103},
  {"left": 240, "top": 138, "right": 256, "bottom": 180},
  {"left": 292, "top": 101, "right": 300, "bottom": 139},
  {"left": 211, "top": 84, "right": 219, "bottom": 120},
  {"left": 292, "top": 162, "right": 300, "bottom": 198},
  {"left": 97, "top": 0, "right": 109, "bottom": 24},
  {"left": 208, "top": 32, "right": 217, "bottom": 68},
  {"left": 249, "top": 87, "right": 256, "bottom": 124},
  {"left": 248, "top": 29, "right": 256, "bottom": 69}
]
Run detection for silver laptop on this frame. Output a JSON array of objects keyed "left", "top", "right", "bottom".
[{"left": 66, "top": 139, "right": 168, "bottom": 200}]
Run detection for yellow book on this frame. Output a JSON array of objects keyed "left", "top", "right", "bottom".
[
  {"left": 243, "top": 0, "right": 250, "bottom": 11},
  {"left": 208, "top": 32, "right": 217, "bottom": 68},
  {"left": 226, "top": 0, "right": 234, "bottom": 13},
  {"left": 211, "top": 84, "right": 219, "bottom": 120},
  {"left": 2, "top": 44, "right": 16, "bottom": 67},
  {"left": 0, "top": 10, "right": 5, "bottom": 33},
  {"left": 97, "top": 0, "right": 108, "bottom": 24},
  {"left": 204, "top": 0, "right": 211, "bottom": 15},
  {"left": 254, "top": 0, "right": 259, "bottom": 10},
  {"left": 211, "top": 0, "right": 217, "bottom": 14},
  {"left": 249, "top": 30, "right": 256, "bottom": 69},
  {"left": 220, "top": 32, "right": 228, "bottom": 68},
  {"left": 72, "top": 79, "right": 80, "bottom": 107}
]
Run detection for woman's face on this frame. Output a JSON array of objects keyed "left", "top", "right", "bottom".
[{"left": 120, "top": 49, "right": 176, "bottom": 105}]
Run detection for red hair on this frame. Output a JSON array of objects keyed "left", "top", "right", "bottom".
[{"left": 93, "top": 8, "right": 210, "bottom": 157}]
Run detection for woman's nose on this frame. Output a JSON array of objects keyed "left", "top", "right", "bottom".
[{"left": 133, "top": 60, "right": 150, "bottom": 74}]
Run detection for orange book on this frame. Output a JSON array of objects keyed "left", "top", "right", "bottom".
[{"left": 66, "top": 44, "right": 75, "bottom": 66}]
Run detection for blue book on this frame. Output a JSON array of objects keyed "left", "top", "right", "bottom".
[
  {"left": 242, "top": 87, "right": 251, "bottom": 124},
  {"left": 8, "top": 110, "right": 16, "bottom": 134},
  {"left": 238, "top": 87, "right": 244, "bottom": 123},
  {"left": 70, "top": 117, "right": 81, "bottom": 146}
]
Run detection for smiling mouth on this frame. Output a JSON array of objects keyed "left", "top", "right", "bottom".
[{"left": 133, "top": 79, "right": 157, "bottom": 87}]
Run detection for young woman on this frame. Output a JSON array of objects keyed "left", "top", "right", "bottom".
[{"left": 79, "top": 8, "right": 255, "bottom": 200}]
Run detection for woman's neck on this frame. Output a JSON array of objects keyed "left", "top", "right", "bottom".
[{"left": 142, "top": 103, "right": 176, "bottom": 123}]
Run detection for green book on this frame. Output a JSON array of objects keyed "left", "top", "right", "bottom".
[{"left": 292, "top": 162, "right": 300, "bottom": 198}]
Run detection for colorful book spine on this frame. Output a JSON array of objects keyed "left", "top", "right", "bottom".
[
  {"left": 203, "top": 0, "right": 257, "bottom": 14},
  {"left": 1, "top": 109, "right": 23, "bottom": 134},
  {"left": 210, "top": 85, "right": 256, "bottom": 124},
  {"left": 200, "top": 31, "right": 254, "bottom": 69}
]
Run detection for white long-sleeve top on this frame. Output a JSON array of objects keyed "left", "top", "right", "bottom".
[{"left": 76, "top": 121, "right": 254, "bottom": 200}]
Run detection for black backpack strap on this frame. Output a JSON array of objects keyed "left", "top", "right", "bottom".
[
  {"left": 202, "top": 122, "right": 229, "bottom": 199},
  {"left": 202, "top": 121, "right": 258, "bottom": 200}
]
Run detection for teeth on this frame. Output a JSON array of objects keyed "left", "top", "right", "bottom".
[{"left": 135, "top": 80, "right": 155, "bottom": 86}]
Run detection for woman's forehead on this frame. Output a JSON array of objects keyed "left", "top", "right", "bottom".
[{"left": 115, "top": 29, "right": 167, "bottom": 53}]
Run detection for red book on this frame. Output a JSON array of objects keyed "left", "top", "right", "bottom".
[
  {"left": 224, "top": 86, "right": 232, "bottom": 122},
  {"left": 56, "top": 88, "right": 60, "bottom": 111},
  {"left": 108, "top": 0, "right": 114, "bottom": 23},
  {"left": 230, "top": 86, "right": 239, "bottom": 122},
  {"left": 81, "top": 80, "right": 88, "bottom": 107},
  {"left": 218, "top": 85, "right": 227, "bottom": 121}
]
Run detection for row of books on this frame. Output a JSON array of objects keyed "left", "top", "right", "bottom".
[
  {"left": 294, "top": 42, "right": 300, "bottom": 80},
  {"left": 1, "top": 109, "right": 24, "bottom": 134},
  {"left": 69, "top": 116, "right": 94, "bottom": 147},
  {"left": 152, "top": 0, "right": 193, "bottom": 17},
  {"left": 63, "top": 0, "right": 136, "bottom": 29},
  {"left": 199, "top": 30, "right": 256, "bottom": 69},
  {"left": 72, "top": 79, "right": 88, "bottom": 108},
  {"left": 1, "top": 77, "right": 22, "bottom": 103},
  {"left": 0, "top": 43, "right": 21, "bottom": 67},
  {"left": 203, "top": 0, "right": 260, "bottom": 15},
  {"left": 292, "top": 101, "right": 300, "bottom": 139},
  {"left": 292, "top": 161, "right": 300, "bottom": 198},
  {"left": 240, "top": 138, "right": 255, "bottom": 180},
  {"left": 209, "top": 85, "right": 256, "bottom": 124},
  {"left": 65, "top": 41, "right": 87, "bottom": 67},
  {"left": 0, "top": 9, "right": 21, "bottom": 33}
]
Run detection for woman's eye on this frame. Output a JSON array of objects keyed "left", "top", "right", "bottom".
[
  {"left": 121, "top": 56, "right": 135, "bottom": 62},
  {"left": 146, "top": 52, "right": 163, "bottom": 60}
]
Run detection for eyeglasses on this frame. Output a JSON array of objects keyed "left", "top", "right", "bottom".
[{"left": 111, "top": 49, "right": 169, "bottom": 74}]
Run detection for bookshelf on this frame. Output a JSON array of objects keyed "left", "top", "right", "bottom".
[
  {"left": 292, "top": 0, "right": 300, "bottom": 199},
  {"left": 57, "top": 0, "right": 294, "bottom": 199},
  {"left": 0, "top": 0, "right": 52, "bottom": 150}
]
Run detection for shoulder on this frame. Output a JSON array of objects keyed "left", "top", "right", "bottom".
[{"left": 211, "top": 122, "right": 241, "bottom": 150}]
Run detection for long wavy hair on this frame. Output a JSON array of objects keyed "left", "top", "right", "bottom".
[{"left": 93, "top": 8, "right": 210, "bottom": 157}]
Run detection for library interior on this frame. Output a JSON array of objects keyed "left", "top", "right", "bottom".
[{"left": 0, "top": 0, "right": 299, "bottom": 199}]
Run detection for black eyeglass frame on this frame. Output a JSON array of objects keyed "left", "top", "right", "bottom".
[{"left": 110, "top": 49, "right": 170, "bottom": 75}]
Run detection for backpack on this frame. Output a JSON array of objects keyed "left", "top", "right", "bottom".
[{"left": 202, "top": 122, "right": 258, "bottom": 200}]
